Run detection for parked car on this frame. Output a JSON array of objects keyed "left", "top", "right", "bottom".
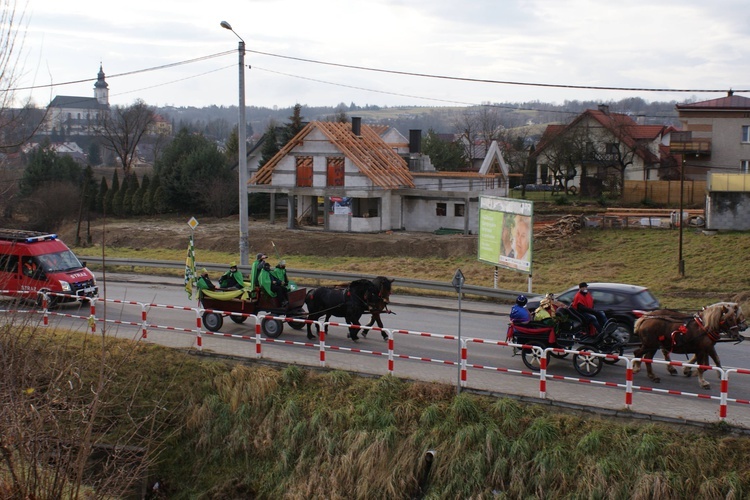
[{"left": 526, "top": 282, "right": 661, "bottom": 343}]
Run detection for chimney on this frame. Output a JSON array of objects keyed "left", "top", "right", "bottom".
[
  {"left": 636, "top": 114, "right": 645, "bottom": 125},
  {"left": 409, "top": 130, "right": 422, "bottom": 154},
  {"left": 597, "top": 104, "right": 610, "bottom": 115},
  {"left": 352, "top": 116, "right": 361, "bottom": 136}
]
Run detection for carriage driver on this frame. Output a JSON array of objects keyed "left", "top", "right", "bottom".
[{"left": 571, "top": 282, "right": 607, "bottom": 334}]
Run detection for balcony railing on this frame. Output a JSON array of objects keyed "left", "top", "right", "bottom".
[{"left": 670, "top": 139, "right": 712, "bottom": 156}]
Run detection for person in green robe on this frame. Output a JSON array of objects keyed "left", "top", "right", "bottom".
[
  {"left": 258, "top": 261, "right": 288, "bottom": 306},
  {"left": 196, "top": 268, "right": 216, "bottom": 292},
  {"left": 249, "top": 253, "right": 267, "bottom": 290},
  {"left": 219, "top": 262, "right": 244, "bottom": 289}
]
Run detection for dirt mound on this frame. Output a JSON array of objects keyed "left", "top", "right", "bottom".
[{"left": 58, "top": 217, "right": 478, "bottom": 259}]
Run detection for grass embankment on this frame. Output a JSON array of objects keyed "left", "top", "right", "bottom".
[
  {"left": 76, "top": 228, "right": 750, "bottom": 310},
  {"left": 10, "top": 327, "right": 750, "bottom": 499}
]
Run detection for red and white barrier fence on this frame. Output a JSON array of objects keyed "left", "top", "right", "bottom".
[{"left": 2, "top": 290, "right": 748, "bottom": 424}]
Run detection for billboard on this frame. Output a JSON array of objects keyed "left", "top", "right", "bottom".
[{"left": 478, "top": 196, "right": 533, "bottom": 274}]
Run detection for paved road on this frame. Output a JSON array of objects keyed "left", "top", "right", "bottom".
[{"left": 20, "top": 272, "right": 750, "bottom": 431}]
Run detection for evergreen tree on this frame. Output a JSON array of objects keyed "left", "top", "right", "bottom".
[
  {"left": 88, "top": 142, "right": 102, "bottom": 166},
  {"left": 133, "top": 174, "right": 150, "bottom": 215},
  {"left": 122, "top": 173, "right": 139, "bottom": 216},
  {"left": 96, "top": 176, "right": 108, "bottom": 213},
  {"left": 225, "top": 126, "right": 239, "bottom": 167},
  {"left": 281, "top": 103, "right": 305, "bottom": 144},
  {"left": 153, "top": 128, "right": 233, "bottom": 212},
  {"left": 258, "top": 124, "right": 279, "bottom": 168},
  {"left": 19, "top": 146, "right": 82, "bottom": 196},
  {"left": 105, "top": 170, "right": 120, "bottom": 215},
  {"left": 422, "top": 129, "right": 467, "bottom": 171}
]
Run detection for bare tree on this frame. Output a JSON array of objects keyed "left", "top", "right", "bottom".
[
  {"left": 477, "top": 106, "right": 503, "bottom": 149},
  {"left": 453, "top": 109, "right": 480, "bottom": 168},
  {"left": 0, "top": 306, "right": 180, "bottom": 498},
  {"left": 537, "top": 123, "right": 589, "bottom": 195},
  {"left": 0, "top": 1, "right": 46, "bottom": 152},
  {"left": 587, "top": 115, "right": 655, "bottom": 199},
  {"left": 98, "top": 99, "right": 156, "bottom": 175}
]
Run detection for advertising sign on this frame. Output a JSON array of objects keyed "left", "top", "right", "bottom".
[{"left": 478, "top": 196, "right": 533, "bottom": 274}]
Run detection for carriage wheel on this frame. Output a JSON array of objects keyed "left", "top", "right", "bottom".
[
  {"left": 203, "top": 312, "right": 223, "bottom": 332},
  {"left": 521, "top": 341, "right": 549, "bottom": 371},
  {"left": 550, "top": 350, "right": 569, "bottom": 360},
  {"left": 287, "top": 317, "right": 305, "bottom": 330},
  {"left": 230, "top": 314, "right": 248, "bottom": 324},
  {"left": 603, "top": 346, "right": 624, "bottom": 365},
  {"left": 261, "top": 318, "right": 284, "bottom": 338},
  {"left": 573, "top": 348, "right": 603, "bottom": 377}
]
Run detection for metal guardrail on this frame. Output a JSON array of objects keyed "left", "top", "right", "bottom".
[{"left": 79, "top": 256, "right": 530, "bottom": 302}]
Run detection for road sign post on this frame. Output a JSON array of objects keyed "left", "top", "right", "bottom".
[{"left": 452, "top": 269, "right": 465, "bottom": 394}]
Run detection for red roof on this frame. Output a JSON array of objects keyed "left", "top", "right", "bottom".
[{"left": 676, "top": 94, "right": 750, "bottom": 110}]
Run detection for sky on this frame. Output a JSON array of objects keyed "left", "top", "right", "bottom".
[{"left": 12, "top": 0, "right": 750, "bottom": 110}]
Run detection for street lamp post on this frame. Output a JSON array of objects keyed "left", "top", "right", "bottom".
[
  {"left": 678, "top": 157, "right": 685, "bottom": 276},
  {"left": 221, "top": 21, "right": 249, "bottom": 266}
]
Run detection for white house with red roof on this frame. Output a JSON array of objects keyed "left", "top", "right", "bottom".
[
  {"left": 249, "top": 117, "right": 509, "bottom": 233},
  {"left": 531, "top": 105, "right": 675, "bottom": 195}
]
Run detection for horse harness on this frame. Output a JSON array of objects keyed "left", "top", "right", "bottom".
[{"left": 651, "top": 312, "right": 736, "bottom": 351}]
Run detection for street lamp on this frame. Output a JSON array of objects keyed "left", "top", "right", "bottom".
[
  {"left": 678, "top": 157, "right": 685, "bottom": 276},
  {"left": 221, "top": 20, "right": 249, "bottom": 266}
]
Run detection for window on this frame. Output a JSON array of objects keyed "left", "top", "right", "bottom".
[
  {"left": 326, "top": 157, "right": 344, "bottom": 186},
  {"left": 605, "top": 143, "right": 619, "bottom": 154},
  {"left": 742, "top": 125, "right": 750, "bottom": 143},
  {"left": 742, "top": 160, "right": 750, "bottom": 174},
  {"left": 436, "top": 203, "right": 446, "bottom": 216},
  {"left": 454, "top": 203, "right": 465, "bottom": 217},
  {"left": 295, "top": 156, "right": 313, "bottom": 187}
]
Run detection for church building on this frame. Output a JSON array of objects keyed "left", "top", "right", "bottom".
[{"left": 44, "top": 65, "right": 110, "bottom": 136}]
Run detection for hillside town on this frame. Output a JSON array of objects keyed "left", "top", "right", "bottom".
[{"left": 3, "top": 64, "right": 749, "bottom": 236}]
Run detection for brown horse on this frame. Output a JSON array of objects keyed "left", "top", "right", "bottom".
[{"left": 632, "top": 303, "right": 746, "bottom": 389}]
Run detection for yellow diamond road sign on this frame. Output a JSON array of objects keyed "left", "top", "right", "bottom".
[{"left": 187, "top": 217, "right": 199, "bottom": 230}]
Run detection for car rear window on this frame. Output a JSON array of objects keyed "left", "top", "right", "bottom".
[{"left": 632, "top": 289, "right": 660, "bottom": 309}]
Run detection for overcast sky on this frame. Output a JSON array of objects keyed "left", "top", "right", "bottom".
[{"left": 15, "top": 0, "right": 750, "bottom": 110}]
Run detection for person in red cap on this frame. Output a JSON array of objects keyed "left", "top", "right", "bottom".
[{"left": 571, "top": 282, "right": 607, "bottom": 334}]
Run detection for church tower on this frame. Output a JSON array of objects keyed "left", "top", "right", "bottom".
[{"left": 94, "top": 64, "right": 109, "bottom": 105}]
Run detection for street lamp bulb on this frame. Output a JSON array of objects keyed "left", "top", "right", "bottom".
[{"left": 220, "top": 21, "right": 232, "bottom": 30}]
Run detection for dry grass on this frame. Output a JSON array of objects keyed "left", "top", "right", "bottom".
[
  {"left": 78, "top": 227, "right": 750, "bottom": 310},
  {"left": 9, "top": 324, "right": 750, "bottom": 499}
]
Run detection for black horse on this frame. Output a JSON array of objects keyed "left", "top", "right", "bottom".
[
  {"left": 363, "top": 276, "right": 394, "bottom": 341},
  {"left": 305, "top": 279, "right": 383, "bottom": 341}
]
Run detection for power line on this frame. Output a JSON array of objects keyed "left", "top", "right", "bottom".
[
  {"left": 8, "top": 48, "right": 747, "bottom": 100},
  {"left": 7, "top": 51, "right": 235, "bottom": 92},
  {"left": 246, "top": 49, "right": 749, "bottom": 95}
]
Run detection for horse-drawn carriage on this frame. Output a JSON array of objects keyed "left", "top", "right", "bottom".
[
  {"left": 199, "top": 276, "right": 393, "bottom": 341},
  {"left": 200, "top": 286, "right": 308, "bottom": 338},
  {"left": 507, "top": 307, "right": 630, "bottom": 376}
]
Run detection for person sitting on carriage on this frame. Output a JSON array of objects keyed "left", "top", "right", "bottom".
[
  {"left": 571, "top": 282, "right": 607, "bottom": 335},
  {"left": 249, "top": 253, "right": 267, "bottom": 291},
  {"left": 196, "top": 268, "right": 216, "bottom": 295},
  {"left": 272, "top": 260, "right": 289, "bottom": 289},
  {"left": 258, "top": 261, "right": 288, "bottom": 307},
  {"left": 509, "top": 294, "right": 531, "bottom": 324},
  {"left": 533, "top": 296, "right": 557, "bottom": 326},
  {"left": 219, "top": 262, "right": 245, "bottom": 290}
]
